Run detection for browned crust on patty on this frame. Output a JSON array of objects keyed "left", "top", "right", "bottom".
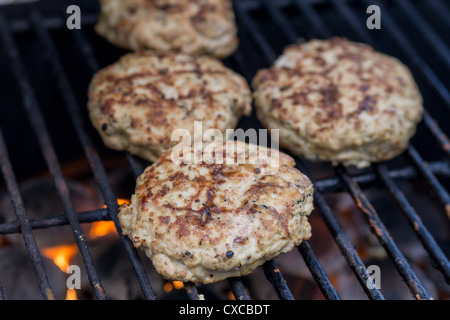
[
  {"left": 88, "top": 51, "right": 252, "bottom": 162},
  {"left": 252, "top": 37, "right": 423, "bottom": 168},
  {"left": 96, "top": 0, "right": 239, "bottom": 58},
  {"left": 118, "top": 141, "right": 314, "bottom": 283}
]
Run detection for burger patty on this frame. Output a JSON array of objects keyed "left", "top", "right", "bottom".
[
  {"left": 118, "top": 141, "right": 314, "bottom": 284},
  {"left": 252, "top": 37, "right": 423, "bottom": 169},
  {"left": 95, "top": 0, "right": 239, "bottom": 59},
  {"left": 87, "top": 50, "right": 252, "bottom": 162}
]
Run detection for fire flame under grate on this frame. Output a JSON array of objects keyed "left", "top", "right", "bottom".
[{"left": 0, "top": 0, "right": 449, "bottom": 300}]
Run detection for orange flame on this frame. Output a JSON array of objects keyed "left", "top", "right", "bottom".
[
  {"left": 103, "top": 198, "right": 130, "bottom": 208},
  {"left": 88, "top": 221, "right": 117, "bottom": 239},
  {"left": 41, "top": 244, "right": 79, "bottom": 300},
  {"left": 65, "top": 288, "right": 78, "bottom": 300},
  {"left": 92, "top": 198, "right": 130, "bottom": 239},
  {"left": 41, "top": 198, "right": 131, "bottom": 300},
  {"left": 41, "top": 244, "right": 78, "bottom": 272}
]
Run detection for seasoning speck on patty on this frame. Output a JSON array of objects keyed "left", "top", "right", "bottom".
[
  {"left": 95, "top": 0, "right": 239, "bottom": 58},
  {"left": 88, "top": 51, "right": 252, "bottom": 162},
  {"left": 252, "top": 37, "right": 423, "bottom": 168},
  {"left": 118, "top": 141, "right": 314, "bottom": 284}
]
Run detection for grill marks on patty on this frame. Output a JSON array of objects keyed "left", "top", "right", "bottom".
[
  {"left": 144, "top": 162, "right": 298, "bottom": 240},
  {"left": 118, "top": 141, "right": 314, "bottom": 283},
  {"left": 252, "top": 37, "right": 423, "bottom": 168},
  {"left": 87, "top": 51, "right": 252, "bottom": 162}
]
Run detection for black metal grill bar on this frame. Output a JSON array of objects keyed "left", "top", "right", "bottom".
[
  {"left": 421, "top": 110, "right": 450, "bottom": 159},
  {"left": 229, "top": 122, "right": 341, "bottom": 294},
  {"left": 325, "top": 0, "right": 450, "bottom": 277},
  {"left": 406, "top": 146, "right": 450, "bottom": 219},
  {"left": 329, "top": 0, "right": 375, "bottom": 44},
  {"left": 323, "top": 0, "right": 450, "bottom": 223},
  {"left": 339, "top": 169, "right": 431, "bottom": 299},
  {"left": 304, "top": 0, "right": 450, "bottom": 162},
  {"left": 0, "top": 0, "right": 447, "bottom": 301},
  {"left": 262, "top": 260, "right": 295, "bottom": 300},
  {"left": 315, "top": 160, "right": 450, "bottom": 194},
  {"left": 233, "top": 94, "right": 340, "bottom": 296},
  {"left": 361, "top": 0, "right": 450, "bottom": 108},
  {"left": 0, "top": 159, "right": 448, "bottom": 236},
  {"left": 376, "top": 164, "right": 450, "bottom": 282},
  {"left": 407, "top": 146, "right": 450, "bottom": 219},
  {"left": 27, "top": 10, "right": 156, "bottom": 300},
  {"left": 183, "top": 282, "right": 200, "bottom": 300},
  {"left": 66, "top": 16, "right": 218, "bottom": 301},
  {"left": 228, "top": 278, "right": 251, "bottom": 300},
  {"left": 293, "top": 0, "right": 332, "bottom": 38},
  {"left": 295, "top": 0, "right": 435, "bottom": 298},
  {"left": 306, "top": 0, "right": 450, "bottom": 281},
  {"left": 0, "top": 209, "right": 109, "bottom": 235},
  {"left": 233, "top": 2, "right": 275, "bottom": 59},
  {"left": 75, "top": 31, "right": 205, "bottom": 301},
  {"left": 0, "top": 12, "right": 107, "bottom": 300},
  {"left": 296, "top": 241, "right": 342, "bottom": 300},
  {"left": 0, "top": 129, "right": 54, "bottom": 300},
  {"left": 233, "top": 4, "right": 276, "bottom": 63},
  {"left": 234, "top": 0, "right": 382, "bottom": 300},
  {"left": 310, "top": 192, "right": 383, "bottom": 300},
  {"left": 126, "top": 154, "right": 146, "bottom": 180},
  {"left": 69, "top": 28, "right": 151, "bottom": 179},
  {"left": 331, "top": 0, "right": 450, "bottom": 107},
  {"left": 295, "top": 160, "right": 382, "bottom": 300},
  {"left": 69, "top": 30, "right": 151, "bottom": 178},
  {"left": 70, "top": 16, "right": 259, "bottom": 302},
  {"left": 7, "top": 13, "right": 98, "bottom": 33},
  {"left": 260, "top": 0, "right": 298, "bottom": 44},
  {"left": 330, "top": 0, "right": 450, "bottom": 157},
  {"left": 323, "top": 1, "right": 450, "bottom": 222},
  {"left": 394, "top": 0, "right": 450, "bottom": 70},
  {"left": 237, "top": 0, "right": 450, "bottom": 299},
  {"left": 427, "top": 0, "right": 450, "bottom": 31},
  {"left": 239, "top": 0, "right": 291, "bottom": 11},
  {"left": 229, "top": 7, "right": 340, "bottom": 299}
]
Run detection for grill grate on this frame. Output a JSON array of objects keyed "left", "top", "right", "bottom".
[{"left": 0, "top": 0, "right": 449, "bottom": 300}]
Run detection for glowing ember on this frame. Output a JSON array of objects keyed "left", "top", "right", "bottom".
[
  {"left": 163, "top": 281, "right": 184, "bottom": 293},
  {"left": 163, "top": 282, "right": 173, "bottom": 293},
  {"left": 172, "top": 281, "right": 184, "bottom": 290},
  {"left": 227, "top": 290, "right": 236, "bottom": 300}
]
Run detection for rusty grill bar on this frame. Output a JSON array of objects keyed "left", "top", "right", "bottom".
[{"left": 0, "top": 0, "right": 448, "bottom": 300}]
